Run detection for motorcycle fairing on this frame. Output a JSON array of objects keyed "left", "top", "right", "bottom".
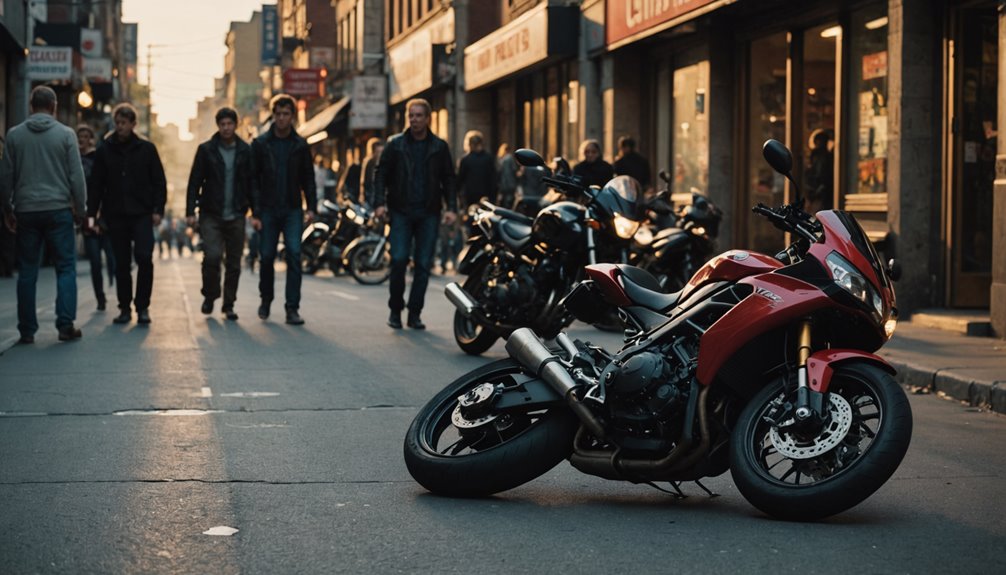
[
  {"left": 584, "top": 263, "right": 632, "bottom": 306},
  {"left": 302, "top": 221, "right": 331, "bottom": 242},
  {"left": 456, "top": 238, "right": 490, "bottom": 276},
  {"left": 682, "top": 250, "right": 782, "bottom": 300},
  {"left": 696, "top": 273, "right": 827, "bottom": 386},
  {"left": 651, "top": 227, "right": 690, "bottom": 259},
  {"left": 805, "top": 349, "right": 895, "bottom": 393}
]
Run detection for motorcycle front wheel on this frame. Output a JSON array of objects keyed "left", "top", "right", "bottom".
[
  {"left": 301, "top": 242, "right": 321, "bottom": 275},
  {"left": 729, "top": 362, "right": 912, "bottom": 521},
  {"left": 347, "top": 238, "right": 390, "bottom": 285},
  {"left": 404, "top": 359, "right": 578, "bottom": 497},
  {"left": 453, "top": 262, "right": 500, "bottom": 355}
]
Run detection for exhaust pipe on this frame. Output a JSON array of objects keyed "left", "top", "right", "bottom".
[
  {"left": 505, "top": 328, "right": 606, "bottom": 440},
  {"left": 445, "top": 282, "right": 480, "bottom": 318}
]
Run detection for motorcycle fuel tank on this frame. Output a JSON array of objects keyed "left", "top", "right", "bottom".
[{"left": 685, "top": 249, "right": 782, "bottom": 289}]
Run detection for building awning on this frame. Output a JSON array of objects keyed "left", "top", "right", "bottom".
[{"left": 298, "top": 96, "right": 350, "bottom": 143}]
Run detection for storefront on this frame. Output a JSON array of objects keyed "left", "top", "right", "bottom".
[
  {"left": 943, "top": 0, "right": 1000, "bottom": 308},
  {"left": 463, "top": 3, "right": 578, "bottom": 161}
]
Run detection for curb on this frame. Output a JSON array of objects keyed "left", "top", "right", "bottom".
[{"left": 890, "top": 359, "right": 1005, "bottom": 414}]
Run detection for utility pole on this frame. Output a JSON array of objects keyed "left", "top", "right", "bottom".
[{"left": 146, "top": 43, "right": 153, "bottom": 135}]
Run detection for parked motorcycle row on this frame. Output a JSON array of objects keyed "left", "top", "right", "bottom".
[
  {"left": 300, "top": 198, "right": 391, "bottom": 285},
  {"left": 405, "top": 139, "right": 913, "bottom": 521}
]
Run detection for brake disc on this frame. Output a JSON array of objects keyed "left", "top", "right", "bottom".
[
  {"left": 769, "top": 393, "right": 853, "bottom": 460},
  {"left": 451, "top": 383, "right": 500, "bottom": 430}
]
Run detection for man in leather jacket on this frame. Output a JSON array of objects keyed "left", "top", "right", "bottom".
[
  {"left": 88, "top": 103, "right": 167, "bottom": 326},
  {"left": 186, "top": 107, "right": 253, "bottom": 321},
  {"left": 249, "top": 94, "right": 316, "bottom": 325},
  {"left": 374, "top": 98, "right": 457, "bottom": 329}
]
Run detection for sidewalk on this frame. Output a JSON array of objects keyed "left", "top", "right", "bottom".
[{"left": 1, "top": 261, "right": 1003, "bottom": 413}]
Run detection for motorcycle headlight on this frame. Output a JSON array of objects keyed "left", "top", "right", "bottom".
[
  {"left": 613, "top": 213, "right": 640, "bottom": 240},
  {"left": 826, "top": 252, "right": 884, "bottom": 320}
]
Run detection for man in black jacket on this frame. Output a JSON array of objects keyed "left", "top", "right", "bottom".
[
  {"left": 186, "top": 107, "right": 253, "bottom": 321},
  {"left": 250, "top": 94, "right": 316, "bottom": 325},
  {"left": 88, "top": 103, "right": 167, "bottom": 326},
  {"left": 374, "top": 98, "right": 457, "bottom": 329}
]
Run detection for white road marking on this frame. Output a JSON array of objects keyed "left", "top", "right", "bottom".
[
  {"left": 200, "top": 387, "right": 213, "bottom": 398},
  {"left": 202, "top": 526, "right": 239, "bottom": 536},
  {"left": 114, "top": 409, "right": 224, "bottom": 416},
  {"left": 218, "top": 392, "right": 280, "bottom": 398}
]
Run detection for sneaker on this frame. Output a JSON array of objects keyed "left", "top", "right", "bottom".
[
  {"left": 201, "top": 299, "right": 213, "bottom": 315},
  {"left": 258, "top": 302, "right": 270, "bottom": 320},
  {"left": 223, "top": 307, "right": 238, "bottom": 321},
  {"left": 407, "top": 314, "right": 426, "bottom": 330},
  {"left": 57, "top": 325, "right": 82, "bottom": 341},
  {"left": 285, "top": 309, "right": 305, "bottom": 325},
  {"left": 113, "top": 310, "right": 131, "bottom": 324},
  {"left": 387, "top": 310, "right": 403, "bottom": 329},
  {"left": 17, "top": 334, "right": 34, "bottom": 345},
  {"left": 137, "top": 309, "right": 151, "bottom": 324}
]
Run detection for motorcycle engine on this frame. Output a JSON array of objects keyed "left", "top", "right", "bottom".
[{"left": 603, "top": 339, "right": 697, "bottom": 452}]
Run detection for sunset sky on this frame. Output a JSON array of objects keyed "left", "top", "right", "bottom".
[{"left": 122, "top": 0, "right": 274, "bottom": 139}]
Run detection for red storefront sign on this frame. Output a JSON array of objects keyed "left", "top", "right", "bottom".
[
  {"left": 606, "top": 0, "right": 723, "bottom": 48},
  {"left": 282, "top": 68, "right": 324, "bottom": 98}
]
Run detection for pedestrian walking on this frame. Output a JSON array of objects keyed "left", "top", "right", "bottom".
[
  {"left": 359, "top": 137, "right": 384, "bottom": 206},
  {"left": 613, "top": 135, "right": 652, "bottom": 191},
  {"left": 496, "top": 143, "right": 519, "bottom": 209},
  {"left": 374, "top": 98, "right": 457, "bottom": 330},
  {"left": 77, "top": 124, "right": 115, "bottom": 311},
  {"left": 572, "top": 139, "right": 614, "bottom": 189},
  {"left": 88, "top": 102, "right": 167, "bottom": 326},
  {"left": 0, "top": 136, "right": 14, "bottom": 278},
  {"left": 186, "top": 107, "right": 253, "bottom": 321},
  {"left": 250, "top": 94, "right": 316, "bottom": 325},
  {"left": 0, "top": 86, "right": 87, "bottom": 343},
  {"left": 457, "top": 130, "right": 496, "bottom": 207}
]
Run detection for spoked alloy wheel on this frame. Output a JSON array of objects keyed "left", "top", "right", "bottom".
[
  {"left": 729, "top": 362, "right": 912, "bottom": 521},
  {"left": 404, "top": 359, "right": 577, "bottom": 497},
  {"left": 453, "top": 262, "right": 499, "bottom": 355},
  {"left": 348, "top": 239, "right": 390, "bottom": 285}
]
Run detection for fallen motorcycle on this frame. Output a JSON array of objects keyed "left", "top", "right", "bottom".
[{"left": 404, "top": 139, "right": 912, "bottom": 521}]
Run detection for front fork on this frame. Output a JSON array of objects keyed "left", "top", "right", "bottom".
[{"left": 794, "top": 318, "right": 827, "bottom": 422}]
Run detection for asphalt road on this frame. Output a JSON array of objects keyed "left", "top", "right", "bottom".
[{"left": 1, "top": 257, "right": 1004, "bottom": 574}]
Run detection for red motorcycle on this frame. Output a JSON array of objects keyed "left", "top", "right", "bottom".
[{"left": 404, "top": 140, "right": 912, "bottom": 520}]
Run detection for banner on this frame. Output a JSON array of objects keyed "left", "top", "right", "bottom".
[
  {"left": 83, "top": 57, "right": 113, "bottom": 82},
  {"left": 262, "top": 4, "right": 279, "bottom": 65},
  {"left": 27, "top": 47, "right": 72, "bottom": 81},
  {"left": 80, "top": 28, "right": 103, "bottom": 58},
  {"left": 349, "top": 76, "right": 387, "bottom": 130}
]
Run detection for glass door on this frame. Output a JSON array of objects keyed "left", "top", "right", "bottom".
[
  {"left": 744, "top": 32, "right": 789, "bottom": 255},
  {"left": 949, "top": 7, "right": 996, "bottom": 307}
]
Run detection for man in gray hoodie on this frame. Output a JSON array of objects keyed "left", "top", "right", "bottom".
[{"left": 0, "top": 86, "right": 87, "bottom": 344}]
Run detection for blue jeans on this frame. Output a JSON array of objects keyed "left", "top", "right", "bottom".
[
  {"left": 15, "top": 209, "right": 77, "bottom": 335},
  {"left": 388, "top": 210, "right": 439, "bottom": 314},
  {"left": 259, "top": 208, "right": 303, "bottom": 310}
]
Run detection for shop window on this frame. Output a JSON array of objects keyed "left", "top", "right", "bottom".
[
  {"left": 846, "top": 6, "right": 888, "bottom": 202},
  {"left": 746, "top": 32, "right": 789, "bottom": 254},
  {"left": 672, "top": 60, "right": 710, "bottom": 197},
  {"left": 801, "top": 23, "right": 839, "bottom": 213}
]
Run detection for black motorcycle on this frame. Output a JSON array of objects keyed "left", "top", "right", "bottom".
[
  {"left": 632, "top": 183, "right": 723, "bottom": 292},
  {"left": 445, "top": 148, "right": 644, "bottom": 355},
  {"left": 341, "top": 213, "right": 391, "bottom": 285},
  {"left": 301, "top": 199, "right": 372, "bottom": 275}
]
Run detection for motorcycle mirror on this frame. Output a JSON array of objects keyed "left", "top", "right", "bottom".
[
  {"left": 658, "top": 170, "right": 672, "bottom": 183},
  {"left": 887, "top": 258, "right": 903, "bottom": 282},
  {"left": 762, "top": 139, "right": 793, "bottom": 176},
  {"left": 762, "top": 139, "right": 806, "bottom": 210},
  {"left": 514, "top": 148, "right": 546, "bottom": 168},
  {"left": 553, "top": 157, "right": 572, "bottom": 175}
]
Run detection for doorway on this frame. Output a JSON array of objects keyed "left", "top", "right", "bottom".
[{"left": 947, "top": 5, "right": 997, "bottom": 307}]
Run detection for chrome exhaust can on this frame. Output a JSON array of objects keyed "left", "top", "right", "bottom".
[{"left": 445, "top": 282, "right": 480, "bottom": 318}]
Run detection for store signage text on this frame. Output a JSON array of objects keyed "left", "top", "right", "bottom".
[
  {"left": 464, "top": 6, "right": 549, "bottom": 90},
  {"left": 27, "top": 47, "right": 73, "bottom": 80},
  {"left": 349, "top": 76, "right": 388, "bottom": 130},
  {"left": 607, "top": 0, "right": 719, "bottom": 47},
  {"left": 387, "top": 9, "right": 454, "bottom": 104}
]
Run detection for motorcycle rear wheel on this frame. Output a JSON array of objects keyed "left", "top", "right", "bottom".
[
  {"left": 347, "top": 239, "right": 390, "bottom": 285},
  {"left": 404, "top": 359, "right": 578, "bottom": 497},
  {"left": 453, "top": 262, "right": 499, "bottom": 355},
  {"left": 729, "top": 362, "right": 912, "bottom": 521}
]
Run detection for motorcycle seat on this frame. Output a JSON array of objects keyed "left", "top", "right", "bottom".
[
  {"left": 618, "top": 265, "right": 681, "bottom": 312},
  {"left": 492, "top": 207, "right": 535, "bottom": 226},
  {"left": 498, "top": 219, "right": 533, "bottom": 250}
]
